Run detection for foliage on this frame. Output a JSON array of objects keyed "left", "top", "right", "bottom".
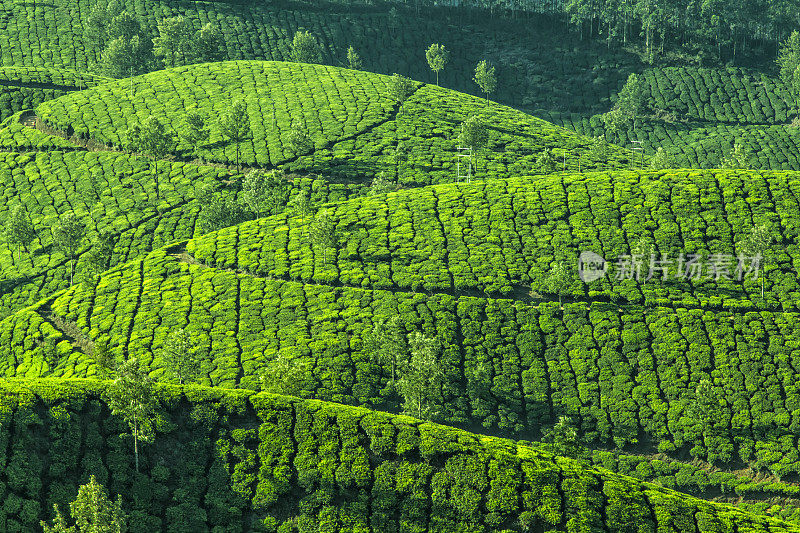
[
  {"left": 473, "top": 60, "right": 497, "bottom": 105},
  {"left": 218, "top": 100, "right": 251, "bottom": 171},
  {"left": 1, "top": 380, "right": 794, "bottom": 531},
  {"left": 41, "top": 475, "right": 126, "bottom": 533},
  {"left": 97, "top": 11, "right": 154, "bottom": 78},
  {"left": 777, "top": 31, "right": 800, "bottom": 105},
  {"left": 541, "top": 416, "right": 587, "bottom": 460},
  {"left": 346, "top": 46, "right": 362, "bottom": 70},
  {"left": 153, "top": 16, "right": 192, "bottom": 68},
  {"left": 397, "top": 332, "right": 443, "bottom": 420},
  {"left": 160, "top": 328, "right": 199, "bottom": 385},
  {"left": 288, "top": 123, "right": 313, "bottom": 156},
  {"left": 457, "top": 115, "right": 489, "bottom": 174},
  {"left": 180, "top": 110, "right": 210, "bottom": 154},
  {"left": 308, "top": 210, "right": 337, "bottom": 264},
  {"left": 105, "top": 358, "right": 158, "bottom": 472},
  {"left": 5, "top": 204, "right": 36, "bottom": 254},
  {"left": 290, "top": 30, "right": 322, "bottom": 64},
  {"left": 425, "top": 43, "right": 449, "bottom": 86},
  {"left": 53, "top": 212, "right": 86, "bottom": 285}
]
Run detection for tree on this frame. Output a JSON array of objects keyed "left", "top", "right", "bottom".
[
  {"left": 180, "top": 110, "right": 210, "bottom": 155},
  {"left": 288, "top": 123, "right": 313, "bottom": 156},
  {"left": 125, "top": 116, "right": 176, "bottom": 200},
  {"left": 53, "top": 212, "right": 86, "bottom": 286},
  {"left": 388, "top": 73, "right": 415, "bottom": 113},
  {"left": 601, "top": 106, "right": 626, "bottom": 141},
  {"left": 738, "top": 223, "right": 772, "bottom": 298},
  {"left": 541, "top": 416, "right": 587, "bottom": 460},
  {"left": 41, "top": 475, "right": 127, "bottom": 533},
  {"left": 346, "top": 46, "right": 362, "bottom": 70},
  {"left": 365, "top": 316, "right": 406, "bottom": 388},
  {"left": 457, "top": 115, "right": 490, "bottom": 175},
  {"left": 197, "top": 190, "right": 248, "bottom": 235},
  {"left": 778, "top": 31, "right": 800, "bottom": 106},
  {"left": 98, "top": 11, "right": 154, "bottom": 78},
  {"left": 615, "top": 73, "right": 644, "bottom": 128},
  {"left": 309, "top": 210, "right": 337, "bottom": 264},
  {"left": 85, "top": 231, "right": 116, "bottom": 279},
  {"left": 290, "top": 30, "right": 322, "bottom": 64},
  {"left": 5, "top": 204, "right": 36, "bottom": 261},
  {"left": 241, "top": 170, "right": 274, "bottom": 219},
  {"left": 368, "top": 173, "right": 395, "bottom": 196},
  {"left": 426, "top": 43, "right": 449, "bottom": 86},
  {"left": 106, "top": 357, "right": 158, "bottom": 473},
  {"left": 195, "top": 23, "right": 226, "bottom": 63},
  {"left": 92, "top": 339, "right": 115, "bottom": 380},
  {"left": 84, "top": 0, "right": 123, "bottom": 48},
  {"left": 649, "top": 147, "right": 671, "bottom": 169},
  {"left": 397, "top": 332, "right": 443, "bottom": 420},
  {"left": 287, "top": 190, "right": 313, "bottom": 221},
  {"left": 720, "top": 142, "right": 750, "bottom": 169},
  {"left": 259, "top": 353, "right": 309, "bottom": 396},
  {"left": 219, "top": 100, "right": 251, "bottom": 172},
  {"left": 160, "top": 328, "right": 200, "bottom": 385},
  {"left": 473, "top": 60, "right": 497, "bottom": 106},
  {"left": 544, "top": 260, "right": 572, "bottom": 305},
  {"left": 536, "top": 148, "right": 558, "bottom": 173},
  {"left": 153, "top": 16, "right": 192, "bottom": 68}
]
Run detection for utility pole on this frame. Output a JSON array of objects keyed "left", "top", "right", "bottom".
[
  {"left": 631, "top": 140, "right": 643, "bottom": 170},
  {"left": 456, "top": 146, "right": 472, "bottom": 183}
]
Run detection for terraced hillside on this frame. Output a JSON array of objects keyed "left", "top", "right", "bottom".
[
  {"left": 5, "top": 170, "right": 800, "bottom": 520},
  {"left": 0, "top": 67, "right": 110, "bottom": 120},
  {"left": 0, "top": 149, "right": 362, "bottom": 317},
  {"left": 544, "top": 67, "right": 800, "bottom": 170},
  {"left": 34, "top": 61, "right": 634, "bottom": 183},
  {"left": 0, "top": 379, "right": 797, "bottom": 533}
]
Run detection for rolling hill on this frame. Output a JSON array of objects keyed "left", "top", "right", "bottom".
[
  {"left": 34, "top": 61, "right": 635, "bottom": 183},
  {"left": 0, "top": 378, "right": 797, "bottom": 532}
]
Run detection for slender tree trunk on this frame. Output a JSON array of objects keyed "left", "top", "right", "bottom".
[
  {"left": 436, "top": 71, "right": 439, "bottom": 86},
  {"left": 134, "top": 415, "right": 139, "bottom": 473}
]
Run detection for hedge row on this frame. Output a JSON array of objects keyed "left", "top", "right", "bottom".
[
  {"left": 0, "top": 66, "right": 110, "bottom": 120},
  {"left": 187, "top": 170, "right": 800, "bottom": 310},
  {"left": 5, "top": 245, "right": 800, "bottom": 478},
  {"left": 35, "top": 61, "right": 634, "bottom": 183},
  {"left": 0, "top": 379, "right": 795, "bottom": 533},
  {"left": 0, "top": 149, "right": 362, "bottom": 316},
  {"left": 0, "top": 112, "right": 81, "bottom": 151}
]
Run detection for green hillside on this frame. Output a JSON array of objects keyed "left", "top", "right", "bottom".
[
  {"left": 0, "top": 66, "right": 110, "bottom": 120},
  {"left": 4, "top": 170, "right": 800, "bottom": 519},
  {"left": 0, "top": 378, "right": 796, "bottom": 533},
  {"left": 35, "top": 61, "right": 634, "bottom": 183}
]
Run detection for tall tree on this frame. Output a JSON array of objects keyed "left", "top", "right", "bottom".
[
  {"left": 457, "top": 115, "right": 490, "bottom": 175},
  {"left": 397, "top": 332, "right": 443, "bottom": 420},
  {"left": 365, "top": 316, "right": 406, "bottom": 388},
  {"left": 91, "top": 339, "right": 115, "bottom": 380},
  {"left": 125, "top": 116, "right": 176, "bottom": 200},
  {"left": 5, "top": 203, "right": 36, "bottom": 262},
  {"left": 219, "top": 100, "right": 251, "bottom": 172},
  {"left": 259, "top": 353, "right": 309, "bottom": 396},
  {"left": 544, "top": 260, "right": 573, "bottom": 306},
  {"left": 180, "top": 110, "right": 210, "bottom": 156},
  {"left": 41, "top": 475, "right": 127, "bottom": 533},
  {"left": 85, "top": 231, "right": 116, "bottom": 279},
  {"left": 615, "top": 73, "right": 644, "bottom": 130},
  {"left": 778, "top": 31, "right": 800, "bottom": 106},
  {"left": 738, "top": 223, "right": 772, "bottom": 298},
  {"left": 106, "top": 357, "right": 159, "bottom": 473},
  {"left": 473, "top": 60, "right": 497, "bottom": 106},
  {"left": 536, "top": 148, "right": 558, "bottom": 173},
  {"left": 346, "top": 46, "right": 362, "bottom": 70},
  {"left": 541, "top": 416, "right": 588, "bottom": 461},
  {"left": 288, "top": 123, "right": 314, "bottom": 156},
  {"left": 290, "top": 30, "right": 322, "bottom": 64},
  {"left": 195, "top": 23, "right": 226, "bottom": 63},
  {"left": 53, "top": 212, "right": 86, "bottom": 286},
  {"left": 84, "top": 0, "right": 123, "bottom": 49},
  {"left": 388, "top": 73, "right": 415, "bottom": 115},
  {"left": 241, "top": 170, "right": 277, "bottom": 220},
  {"left": 153, "top": 16, "right": 192, "bottom": 68},
  {"left": 309, "top": 211, "right": 337, "bottom": 264},
  {"left": 160, "top": 328, "right": 200, "bottom": 385},
  {"left": 98, "top": 11, "right": 154, "bottom": 78},
  {"left": 426, "top": 43, "right": 450, "bottom": 86}
]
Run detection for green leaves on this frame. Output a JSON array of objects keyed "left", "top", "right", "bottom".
[
  {"left": 473, "top": 60, "right": 497, "bottom": 105},
  {"left": 290, "top": 30, "right": 323, "bottom": 64},
  {"left": 425, "top": 43, "right": 449, "bottom": 86}
]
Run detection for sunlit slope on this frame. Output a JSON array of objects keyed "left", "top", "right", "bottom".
[
  {"left": 4, "top": 172, "right": 800, "bottom": 482},
  {"left": 547, "top": 66, "right": 800, "bottom": 170},
  {"left": 36, "top": 61, "right": 634, "bottom": 183},
  {"left": 0, "top": 66, "right": 110, "bottom": 120},
  {"left": 0, "top": 379, "right": 796, "bottom": 533}
]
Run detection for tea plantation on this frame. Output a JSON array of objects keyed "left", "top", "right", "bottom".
[
  {"left": 5, "top": 0, "right": 800, "bottom": 529},
  {"left": 35, "top": 61, "right": 634, "bottom": 183},
  {"left": 0, "top": 379, "right": 797, "bottom": 533}
]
